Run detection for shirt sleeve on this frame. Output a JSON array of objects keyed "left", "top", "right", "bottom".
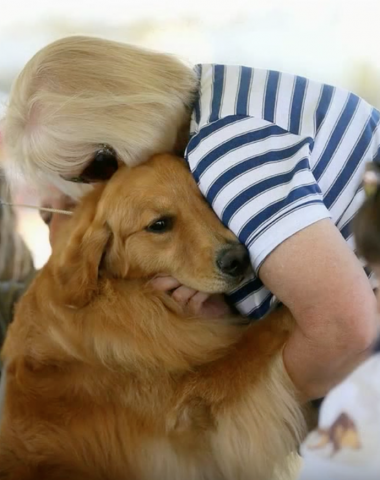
[{"left": 186, "top": 115, "right": 331, "bottom": 271}]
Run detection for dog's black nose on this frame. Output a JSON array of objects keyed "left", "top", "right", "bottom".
[{"left": 217, "top": 245, "right": 250, "bottom": 278}]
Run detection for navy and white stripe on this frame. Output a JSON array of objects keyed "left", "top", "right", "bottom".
[{"left": 186, "top": 64, "right": 380, "bottom": 320}]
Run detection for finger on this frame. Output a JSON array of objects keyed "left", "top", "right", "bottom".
[
  {"left": 187, "top": 291, "right": 211, "bottom": 315},
  {"left": 172, "top": 286, "right": 198, "bottom": 305},
  {"left": 149, "top": 276, "right": 181, "bottom": 292}
]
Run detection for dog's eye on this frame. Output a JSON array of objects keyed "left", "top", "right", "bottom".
[
  {"left": 146, "top": 217, "right": 173, "bottom": 234},
  {"left": 66, "top": 145, "right": 118, "bottom": 184}
]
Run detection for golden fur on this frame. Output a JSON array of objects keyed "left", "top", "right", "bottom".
[{"left": 0, "top": 155, "right": 306, "bottom": 480}]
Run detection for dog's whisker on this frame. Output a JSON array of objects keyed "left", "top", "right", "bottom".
[{"left": 0, "top": 201, "right": 73, "bottom": 216}]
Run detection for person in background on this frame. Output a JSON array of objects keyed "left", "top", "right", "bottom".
[
  {"left": 297, "top": 163, "right": 380, "bottom": 480},
  {"left": 0, "top": 152, "right": 35, "bottom": 419},
  {"left": 0, "top": 142, "right": 35, "bottom": 374}
]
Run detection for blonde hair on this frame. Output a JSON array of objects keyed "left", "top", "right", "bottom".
[{"left": 2, "top": 36, "right": 198, "bottom": 198}]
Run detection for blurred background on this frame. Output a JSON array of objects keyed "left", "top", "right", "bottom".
[{"left": 1, "top": 0, "right": 380, "bottom": 269}]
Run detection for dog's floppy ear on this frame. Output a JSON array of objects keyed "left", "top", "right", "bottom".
[{"left": 53, "top": 188, "right": 111, "bottom": 309}]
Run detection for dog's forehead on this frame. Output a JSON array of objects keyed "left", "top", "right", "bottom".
[
  {"left": 96, "top": 167, "right": 193, "bottom": 222},
  {"left": 106, "top": 158, "right": 197, "bottom": 200}
]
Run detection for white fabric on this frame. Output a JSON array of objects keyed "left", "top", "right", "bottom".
[{"left": 298, "top": 355, "right": 380, "bottom": 480}]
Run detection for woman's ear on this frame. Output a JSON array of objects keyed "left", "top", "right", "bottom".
[{"left": 52, "top": 187, "right": 111, "bottom": 309}]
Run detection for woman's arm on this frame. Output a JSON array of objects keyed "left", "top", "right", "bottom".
[
  {"left": 152, "top": 218, "right": 378, "bottom": 400},
  {"left": 259, "top": 218, "right": 379, "bottom": 400}
]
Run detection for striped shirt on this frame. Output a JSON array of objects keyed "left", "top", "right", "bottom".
[{"left": 185, "top": 64, "right": 380, "bottom": 320}]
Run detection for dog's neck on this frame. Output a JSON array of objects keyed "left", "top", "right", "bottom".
[
  {"left": 2, "top": 273, "right": 244, "bottom": 418},
  {"left": 86, "top": 276, "right": 243, "bottom": 374},
  {"left": 6, "top": 271, "right": 243, "bottom": 381}
]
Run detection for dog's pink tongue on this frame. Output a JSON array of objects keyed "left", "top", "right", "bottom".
[{"left": 200, "top": 295, "right": 231, "bottom": 318}]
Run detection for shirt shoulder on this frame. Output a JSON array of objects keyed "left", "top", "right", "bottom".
[{"left": 191, "top": 64, "right": 374, "bottom": 141}]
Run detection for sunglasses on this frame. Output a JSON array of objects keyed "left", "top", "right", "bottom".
[{"left": 64, "top": 145, "right": 119, "bottom": 184}]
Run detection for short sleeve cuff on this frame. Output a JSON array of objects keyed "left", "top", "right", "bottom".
[{"left": 250, "top": 201, "right": 332, "bottom": 272}]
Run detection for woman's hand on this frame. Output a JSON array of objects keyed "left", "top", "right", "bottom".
[{"left": 149, "top": 275, "right": 232, "bottom": 318}]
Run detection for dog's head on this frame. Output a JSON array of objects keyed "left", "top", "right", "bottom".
[{"left": 52, "top": 154, "right": 251, "bottom": 308}]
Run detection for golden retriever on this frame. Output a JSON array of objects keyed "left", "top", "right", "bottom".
[{"left": 0, "top": 154, "right": 306, "bottom": 480}]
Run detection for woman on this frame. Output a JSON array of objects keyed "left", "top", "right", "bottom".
[{"left": 2, "top": 36, "right": 379, "bottom": 401}]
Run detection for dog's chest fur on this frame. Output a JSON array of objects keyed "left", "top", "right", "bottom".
[{"left": 80, "top": 361, "right": 303, "bottom": 480}]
